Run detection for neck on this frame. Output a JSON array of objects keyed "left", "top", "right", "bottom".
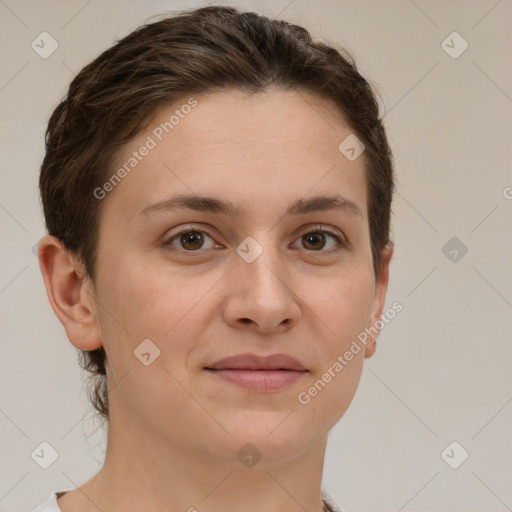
[{"left": 63, "top": 407, "right": 329, "bottom": 512}]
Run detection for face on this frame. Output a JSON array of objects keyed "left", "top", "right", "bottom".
[{"left": 84, "top": 87, "right": 390, "bottom": 466}]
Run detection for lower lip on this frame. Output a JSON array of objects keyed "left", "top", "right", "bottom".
[{"left": 206, "top": 369, "right": 307, "bottom": 391}]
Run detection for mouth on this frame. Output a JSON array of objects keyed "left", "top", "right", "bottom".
[{"left": 204, "top": 353, "right": 308, "bottom": 391}]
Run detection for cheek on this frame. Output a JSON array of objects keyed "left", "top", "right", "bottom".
[
  {"left": 312, "top": 266, "right": 375, "bottom": 349},
  {"left": 299, "top": 268, "right": 374, "bottom": 420},
  {"left": 92, "top": 258, "right": 217, "bottom": 424},
  {"left": 94, "top": 255, "right": 223, "bottom": 371}
]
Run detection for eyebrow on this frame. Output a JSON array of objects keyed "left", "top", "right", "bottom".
[{"left": 139, "top": 193, "right": 363, "bottom": 219}]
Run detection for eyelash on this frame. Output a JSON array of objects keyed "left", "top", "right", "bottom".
[{"left": 163, "top": 224, "right": 347, "bottom": 254}]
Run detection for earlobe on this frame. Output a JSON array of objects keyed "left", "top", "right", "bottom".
[
  {"left": 364, "top": 242, "right": 394, "bottom": 359},
  {"left": 38, "top": 235, "right": 103, "bottom": 351},
  {"left": 364, "top": 337, "right": 377, "bottom": 358}
]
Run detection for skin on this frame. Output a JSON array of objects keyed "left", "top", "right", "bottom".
[{"left": 39, "top": 87, "right": 392, "bottom": 512}]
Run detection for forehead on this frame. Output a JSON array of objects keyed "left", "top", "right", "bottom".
[{"left": 102, "top": 87, "right": 368, "bottom": 223}]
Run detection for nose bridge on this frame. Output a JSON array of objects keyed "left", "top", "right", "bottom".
[
  {"left": 224, "top": 234, "right": 300, "bottom": 331},
  {"left": 236, "top": 236, "right": 289, "bottom": 302}
]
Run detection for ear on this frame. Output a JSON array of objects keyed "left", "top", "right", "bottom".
[
  {"left": 364, "top": 242, "right": 393, "bottom": 358},
  {"left": 38, "top": 234, "right": 103, "bottom": 351}
]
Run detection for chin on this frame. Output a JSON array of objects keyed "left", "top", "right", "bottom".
[{"left": 217, "top": 414, "right": 318, "bottom": 465}]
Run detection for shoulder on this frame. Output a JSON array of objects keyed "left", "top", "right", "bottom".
[
  {"left": 34, "top": 489, "right": 348, "bottom": 512},
  {"left": 321, "top": 488, "right": 348, "bottom": 512},
  {"left": 31, "top": 491, "right": 70, "bottom": 512}
]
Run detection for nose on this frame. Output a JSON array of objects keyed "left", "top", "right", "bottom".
[{"left": 221, "top": 245, "right": 302, "bottom": 334}]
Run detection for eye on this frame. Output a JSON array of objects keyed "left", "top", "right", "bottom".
[
  {"left": 291, "top": 225, "right": 346, "bottom": 252},
  {"left": 163, "top": 224, "right": 346, "bottom": 254},
  {"left": 163, "top": 227, "right": 218, "bottom": 252}
]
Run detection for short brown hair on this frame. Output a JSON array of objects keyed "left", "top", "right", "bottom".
[{"left": 39, "top": 5, "right": 395, "bottom": 421}]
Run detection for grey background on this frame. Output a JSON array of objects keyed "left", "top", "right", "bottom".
[{"left": 1, "top": 1, "right": 511, "bottom": 511}]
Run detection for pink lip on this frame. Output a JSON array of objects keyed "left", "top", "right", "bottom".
[
  {"left": 207, "top": 353, "right": 306, "bottom": 371},
  {"left": 206, "top": 369, "right": 306, "bottom": 391},
  {"left": 204, "top": 353, "right": 307, "bottom": 391}
]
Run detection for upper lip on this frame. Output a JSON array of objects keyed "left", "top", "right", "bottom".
[{"left": 205, "top": 353, "right": 307, "bottom": 371}]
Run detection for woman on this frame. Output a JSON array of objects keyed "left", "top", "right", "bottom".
[{"left": 34, "top": 5, "right": 395, "bottom": 511}]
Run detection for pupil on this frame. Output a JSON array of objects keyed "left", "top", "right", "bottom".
[
  {"left": 304, "top": 232, "right": 325, "bottom": 250},
  {"left": 182, "top": 231, "right": 203, "bottom": 249}
]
